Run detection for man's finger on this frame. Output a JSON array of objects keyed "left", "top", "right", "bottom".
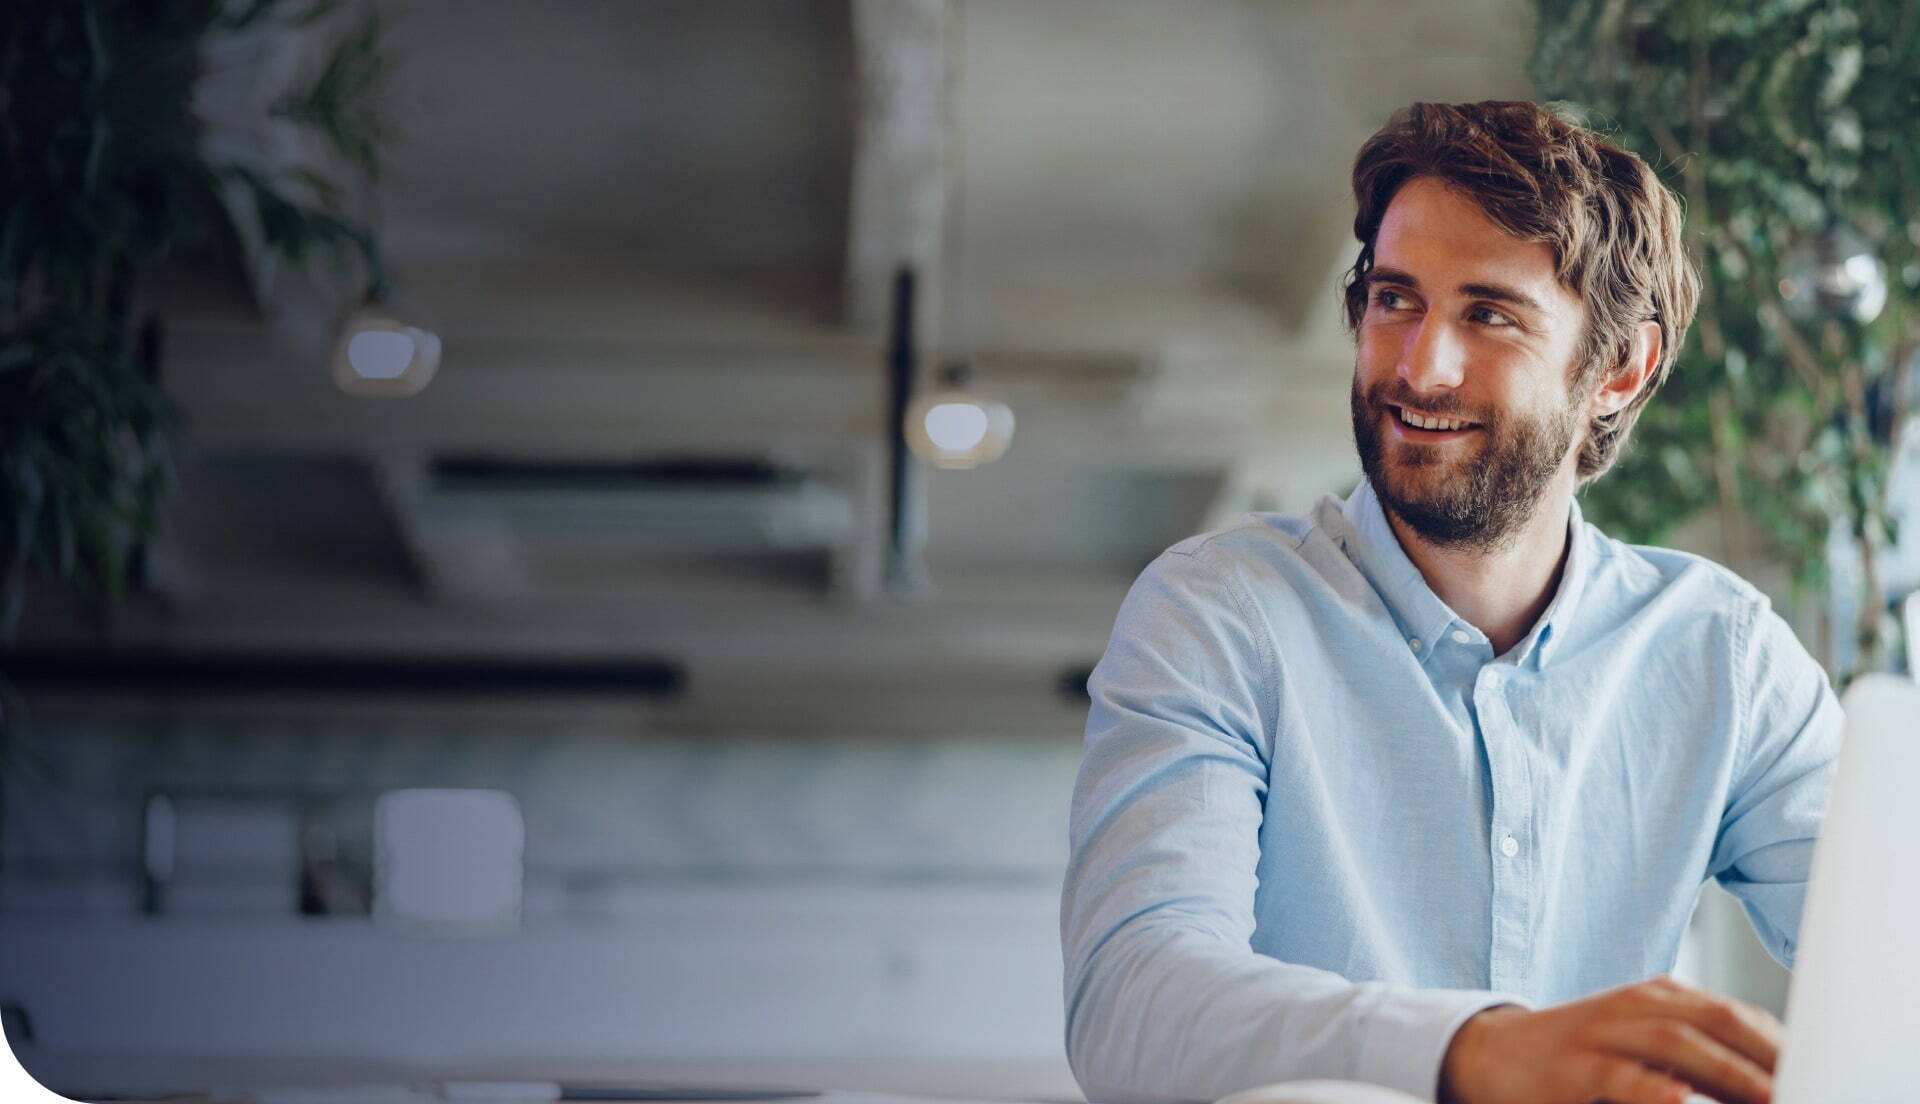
[
  {"left": 1701, "top": 998, "right": 1783, "bottom": 1073},
  {"left": 1603, "top": 1018, "right": 1773, "bottom": 1104},
  {"left": 1637, "top": 982, "right": 1784, "bottom": 1071},
  {"left": 1592, "top": 1056, "right": 1695, "bottom": 1104}
]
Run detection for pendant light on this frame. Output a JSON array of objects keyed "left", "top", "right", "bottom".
[
  {"left": 906, "top": 360, "right": 1014, "bottom": 468},
  {"left": 331, "top": 295, "right": 441, "bottom": 397},
  {"left": 906, "top": 4, "right": 1011, "bottom": 471},
  {"left": 330, "top": 229, "right": 441, "bottom": 397}
]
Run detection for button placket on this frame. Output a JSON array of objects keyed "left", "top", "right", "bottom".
[{"left": 1479, "top": 668, "right": 1531, "bottom": 993}]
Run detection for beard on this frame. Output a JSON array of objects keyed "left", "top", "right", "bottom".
[{"left": 1350, "top": 376, "right": 1581, "bottom": 552}]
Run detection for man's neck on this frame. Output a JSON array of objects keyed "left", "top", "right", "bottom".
[{"left": 1382, "top": 473, "right": 1576, "bottom": 656}]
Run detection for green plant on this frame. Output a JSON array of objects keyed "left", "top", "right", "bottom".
[
  {"left": 0, "top": 0, "right": 393, "bottom": 642},
  {"left": 1533, "top": 0, "right": 1920, "bottom": 677}
]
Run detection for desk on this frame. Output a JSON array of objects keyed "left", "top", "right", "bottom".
[{"left": 11, "top": 1050, "right": 1084, "bottom": 1104}]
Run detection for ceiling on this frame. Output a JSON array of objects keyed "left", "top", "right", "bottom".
[{"left": 29, "top": 0, "right": 1538, "bottom": 731}]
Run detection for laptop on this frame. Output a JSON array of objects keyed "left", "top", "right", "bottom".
[{"left": 1772, "top": 673, "right": 1920, "bottom": 1103}]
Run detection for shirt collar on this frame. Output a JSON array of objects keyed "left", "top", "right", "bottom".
[
  {"left": 1523, "top": 493, "right": 1589, "bottom": 668},
  {"left": 1334, "top": 480, "right": 1590, "bottom": 669}
]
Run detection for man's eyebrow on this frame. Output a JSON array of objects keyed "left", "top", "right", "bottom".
[
  {"left": 1458, "top": 282, "right": 1545, "bottom": 314},
  {"left": 1362, "top": 267, "right": 1420, "bottom": 289},
  {"left": 1364, "top": 267, "right": 1547, "bottom": 315}
]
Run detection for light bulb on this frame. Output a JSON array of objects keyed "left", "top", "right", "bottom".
[
  {"left": 332, "top": 303, "right": 441, "bottom": 397},
  {"left": 347, "top": 330, "right": 416, "bottom": 379},
  {"left": 906, "top": 384, "right": 1014, "bottom": 469},
  {"left": 924, "top": 401, "right": 992, "bottom": 452}
]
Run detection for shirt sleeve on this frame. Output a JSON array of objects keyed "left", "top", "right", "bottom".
[
  {"left": 1707, "top": 595, "right": 1844, "bottom": 969},
  {"left": 1061, "top": 543, "right": 1520, "bottom": 1104}
]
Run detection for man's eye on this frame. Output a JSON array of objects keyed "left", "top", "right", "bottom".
[
  {"left": 1468, "top": 305, "right": 1516, "bottom": 326},
  {"left": 1371, "top": 288, "right": 1413, "bottom": 310}
]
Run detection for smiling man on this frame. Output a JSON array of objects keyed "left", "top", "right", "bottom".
[{"left": 1061, "top": 103, "right": 1841, "bottom": 1104}]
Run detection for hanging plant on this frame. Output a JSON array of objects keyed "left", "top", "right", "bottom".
[
  {"left": 1531, "top": 0, "right": 1920, "bottom": 678},
  {"left": 0, "top": 0, "right": 394, "bottom": 641}
]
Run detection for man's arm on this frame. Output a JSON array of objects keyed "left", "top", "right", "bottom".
[
  {"left": 1061, "top": 545, "right": 1515, "bottom": 1104},
  {"left": 1708, "top": 597, "right": 1844, "bottom": 967}
]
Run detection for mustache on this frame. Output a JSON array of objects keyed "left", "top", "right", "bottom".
[{"left": 1358, "top": 380, "right": 1489, "bottom": 424}]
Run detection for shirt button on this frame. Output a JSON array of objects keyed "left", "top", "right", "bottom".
[
  {"left": 1450, "top": 629, "right": 1472, "bottom": 645},
  {"left": 1409, "top": 638, "right": 1422, "bottom": 651},
  {"left": 1500, "top": 835, "right": 1520, "bottom": 858}
]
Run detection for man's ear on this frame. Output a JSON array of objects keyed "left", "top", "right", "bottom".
[{"left": 1590, "top": 319, "right": 1662, "bottom": 418}]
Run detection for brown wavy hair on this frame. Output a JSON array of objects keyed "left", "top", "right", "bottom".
[{"left": 1341, "top": 101, "right": 1700, "bottom": 484}]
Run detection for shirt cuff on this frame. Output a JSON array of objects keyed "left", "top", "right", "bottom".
[{"left": 1351, "top": 986, "right": 1531, "bottom": 1102}]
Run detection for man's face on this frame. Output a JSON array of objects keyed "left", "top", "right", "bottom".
[{"left": 1350, "top": 175, "right": 1593, "bottom": 550}]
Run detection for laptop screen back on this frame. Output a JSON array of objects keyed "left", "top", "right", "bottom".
[{"left": 1773, "top": 674, "right": 1920, "bottom": 1104}]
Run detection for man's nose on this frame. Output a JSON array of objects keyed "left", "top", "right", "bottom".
[{"left": 1400, "top": 317, "right": 1466, "bottom": 392}]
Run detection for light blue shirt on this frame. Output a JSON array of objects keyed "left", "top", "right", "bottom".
[{"left": 1061, "top": 481, "right": 1842, "bottom": 1104}]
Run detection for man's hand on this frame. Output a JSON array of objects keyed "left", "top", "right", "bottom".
[{"left": 1438, "top": 974, "right": 1785, "bottom": 1104}]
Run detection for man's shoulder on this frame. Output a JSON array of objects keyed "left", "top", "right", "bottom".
[
  {"left": 1165, "top": 512, "right": 1316, "bottom": 560},
  {"left": 1130, "top": 502, "right": 1358, "bottom": 622},
  {"left": 1584, "top": 524, "right": 1771, "bottom": 626},
  {"left": 1164, "top": 492, "right": 1356, "bottom": 561},
  {"left": 1155, "top": 503, "right": 1349, "bottom": 590}
]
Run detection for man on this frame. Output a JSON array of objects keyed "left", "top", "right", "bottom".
[{"left": 1061, "top": 101, "right": 1840, "bottom": 1104}]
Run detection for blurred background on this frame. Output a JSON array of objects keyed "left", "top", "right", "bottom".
[{"left": 2, "top": 0, "right": 1917, "bottom": 1100}]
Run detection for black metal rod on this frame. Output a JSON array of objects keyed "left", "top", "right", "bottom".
[{"left": 885, "top": 267, "right": 918, "bottom": 590}]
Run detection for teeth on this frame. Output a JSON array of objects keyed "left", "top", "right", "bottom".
[{"left": 1399, "top": 409, "right": 1469, "bottom": 431}]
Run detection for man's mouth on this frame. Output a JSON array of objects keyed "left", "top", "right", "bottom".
[{"left": 1388, "top": 404, "right": 1480, "bottom": 436}]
